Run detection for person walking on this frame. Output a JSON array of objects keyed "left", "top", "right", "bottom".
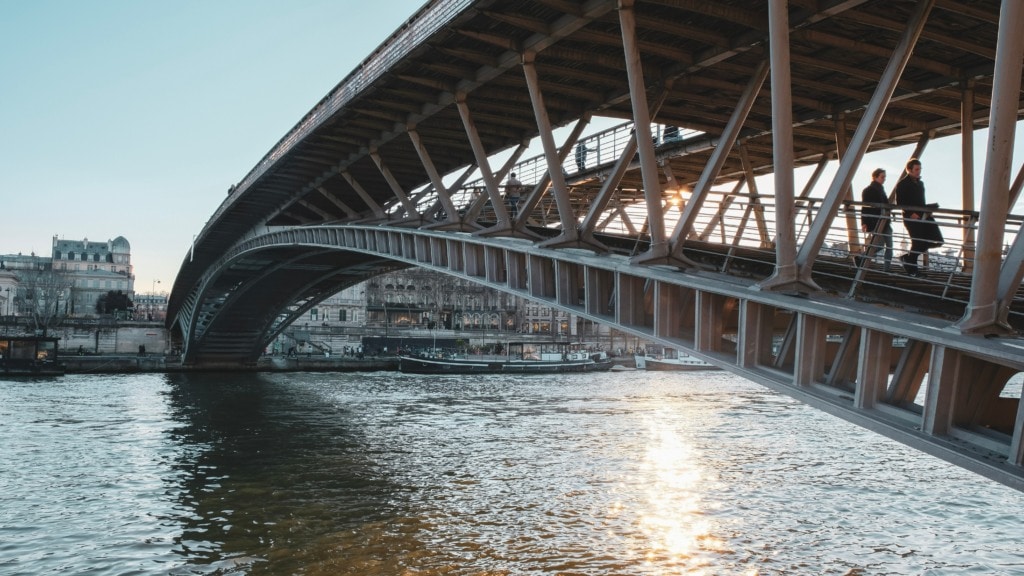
[
  {"left": 858, "top": 168, "right": 893, "bottom": 271},
  {"left": 893, "top": 158, "right": 942, "bottom": 276},
  {"left": 575, "top": 142, "right": 589, "bottom": 171}
]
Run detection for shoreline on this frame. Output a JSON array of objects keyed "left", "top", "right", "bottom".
[
  {"left": 55, "top": 354, "right": 638, "bottom": 374},
  {"left": 58, "top": 355, "right": 400, "bottom": 374}
]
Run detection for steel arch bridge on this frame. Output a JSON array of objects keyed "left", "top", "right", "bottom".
[{"left": 167, "top": 0, "right": 1024, "bottom": 489}]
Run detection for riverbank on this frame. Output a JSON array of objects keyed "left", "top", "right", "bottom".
[
  {"left": 58, "top": 354, "right": 637, "bottom": 374},
  {"left": 60, "top": 354, "right": 400, "bottom": 374}
]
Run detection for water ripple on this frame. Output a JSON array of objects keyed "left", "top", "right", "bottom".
[{"left": 1, "top": 371, "right": 1022, "bottom": 574}]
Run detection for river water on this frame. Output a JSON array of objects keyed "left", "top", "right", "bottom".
[{"left": 1, "top": 370, "right": 1021, "bottom": 575}]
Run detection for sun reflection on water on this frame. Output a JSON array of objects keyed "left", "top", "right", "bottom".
[{"left": 631, "top": 414, "right": 747, "bottom": 575}]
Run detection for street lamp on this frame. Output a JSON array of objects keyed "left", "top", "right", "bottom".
[{"left": 152, "top": 279, "right": 160, "bottom": 294}]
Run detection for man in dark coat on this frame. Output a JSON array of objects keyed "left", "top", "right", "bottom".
[
  {"left": 893, "top": 158, "right": 941, "bottom": 276},
  {"left": 859, "top": 168, "right": 892, "bottom": 271}
]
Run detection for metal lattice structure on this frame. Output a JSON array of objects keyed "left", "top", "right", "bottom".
[{"left": 167, "top": 1, "right": 1024, "bottom": 489}]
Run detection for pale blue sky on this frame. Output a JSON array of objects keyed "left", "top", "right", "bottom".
[
  {"left": 1, "top": 2, "right": 1020, "bottom": 296},
  {"left": 0, "top": 0, "right": 426, "bottom": 293}
]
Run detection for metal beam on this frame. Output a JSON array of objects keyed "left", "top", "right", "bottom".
[
  {"left": 521, "top": 53, "right": 578, "bottom": 242},
  {"left": 407, "top": 127, "right": 462, "bottom": 228},
  {"left": 339, "top": 171, "right": 386, "bottom": 220},
  {"left": 668, "top": 59, "right": 769, "bottom": 258},
  {"left": 369, "top": 150, "right": 421, "bottom": 219},
  {"left": 619, "top": 0, "right": 669, "bottom": 262},
  {"left": 957, "top": 0, "right": 1024, "bottom": 334},
  {"left": 455, "top": 95, "right": 513, "bottom": 229}
]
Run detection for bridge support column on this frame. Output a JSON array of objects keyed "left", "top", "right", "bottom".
[
  {"left": 855, "top": 328, "right": 893, "bottom": 410},
  {"left": 922, "top": 346, "right": 961, "bottom": 437},
  {"left": 579, "top": 133, "right": 638, "bottom": 250},
  {"left": 959, "top": 82, "right": 977, "bottom": 274},
  {"left": 370, "top": 149, "right": 422, "bottom": 224},
  {"left": 758, "top": 0, "right": 801, "bottom": 292},
  {"left": 795, "top": 314, "right": 828, "bottom": 387},
  {"left": 340, "top": 171, "right": 386, "bottom": 221},
  {"left": 956, "top": 0, "right": 1024, "bottom": 335},
  {"left": 407, "top": 128, "right": 474, "bottom": 231},
  {"left": 618, "top": 0, "right": 669, "bottom": 263},
  {"left": 738, "top": 300, "right": 774, "bottom": 369}
]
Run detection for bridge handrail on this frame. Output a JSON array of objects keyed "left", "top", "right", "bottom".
[{"left": 462, "top": 120, "right": 703, "bottom": 189}]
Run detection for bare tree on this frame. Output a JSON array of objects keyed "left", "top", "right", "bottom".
[{"left": 18, "top": 268, "right": 72, "bottom": 336}]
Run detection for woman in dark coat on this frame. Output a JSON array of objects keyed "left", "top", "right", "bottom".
[
  {"left": 893, "top": 158, "right": 941, "bottom": 276},
  {"left": 859, "top": 168, "right": 892, "bottom": 271}
]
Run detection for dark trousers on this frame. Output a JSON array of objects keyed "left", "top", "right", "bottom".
[{"left": 864, "top": 223, "right": 893, "bottom": 269}]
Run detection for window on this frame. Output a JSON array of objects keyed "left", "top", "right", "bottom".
[
  {"left": 339, "top": 309, "right": 347, "bottom": 322},
  {"left": 310, "top": 308, "right": 318, "bottom": 321}
]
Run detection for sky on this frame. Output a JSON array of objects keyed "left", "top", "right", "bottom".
[
  {"left": 2, "top": 1, "right": 1021, "bottom": 296},
  {"left": 0, "top": 0, "right": 427, "bottom": 294}
]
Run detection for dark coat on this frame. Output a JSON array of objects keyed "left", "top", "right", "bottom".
[
  {"left": 894, "top": 176, "right": 942, "bottom": 248},
  {"left": 894, "top": 176, "right": 927, "bottom": 219},
  {"left": 860, "top": 180, "right": 890, "bottom": 232}
]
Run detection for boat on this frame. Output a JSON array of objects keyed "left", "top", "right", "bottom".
[
  {"left": 634, "top": 345, "right": 717, "bottom": 371},
  {"left": 0, "top": 335, "right": 66, "bottom": 376},
  {"left": 399, "top": 342, "right": 613, "bottom": 374}
]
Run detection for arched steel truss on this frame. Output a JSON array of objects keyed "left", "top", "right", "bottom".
[
  {"left": 167, "top": 0, "right": 1024, "bottom": 489},
  {"left": 180, "top": 224, "right": 1024, "bottom": 489}
]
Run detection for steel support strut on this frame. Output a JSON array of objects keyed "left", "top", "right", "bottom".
[
  {"left": 956, "top": 0, "right": 1024, "bottom": 334},
  {"left": 370, "top": 150, "right": 421, "bottom": 223},
  {"left": 407, "top": 127, "right": 468, "bottom": 230},
  {"left": 521, "top": 52, "right": 579, "bottom": 243},
  {"left": 618, "top": 0, "right": 669, "bottom": 262},
  {"left": 758, "top": 0, "right": 800, "bottom": 291},
  {"left": 340, "top": 171, "right": 386, "bottom": 220},
  {"left": 959, "top": 82, "right": 977, "bottom": 274},
  {"left": 668, "top": 60, "right": 769, "bottom": 265},
  {"left": 795, "top": 0, "right": 934, "bottom": 284},
  {"left": 455, "top": 95, "right": 513, "bottom": 231}
]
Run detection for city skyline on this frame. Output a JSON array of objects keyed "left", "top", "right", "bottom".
[{"left": 4, "top": 1, "right": 1023, "bottom": 300}]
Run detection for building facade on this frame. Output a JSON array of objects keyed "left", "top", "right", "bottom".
[
  {"left": 1, "top": 235, "right": 135, "bottom": 319},
  {"left": 300, "top": 268, "right": 605, "bottom": 339}
]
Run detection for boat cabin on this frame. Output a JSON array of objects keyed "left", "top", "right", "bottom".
[{"left": 0, "top": 336, "right": 64, "bottom": 376}]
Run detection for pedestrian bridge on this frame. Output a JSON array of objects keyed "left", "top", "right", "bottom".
[{"left": 166, "top": 0, "right": 1024, "bottom": 490}]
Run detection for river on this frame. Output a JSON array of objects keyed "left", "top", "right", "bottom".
[{"left": 1, "top": 370, "right": 1021, "bottom": 575}]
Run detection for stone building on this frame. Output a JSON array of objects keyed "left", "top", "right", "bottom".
[
  {"left": 302, "top": 268, "right": 603, "bottom": 339},
  {"left": 51, "top": 236, "right": 134, "bottom": 316},
  {"left": 1, "top": 235, "right": 135, "bottom": 318}
]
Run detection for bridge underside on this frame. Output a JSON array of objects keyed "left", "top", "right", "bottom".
[
  {"left": 168, "top": 0, "right": 1024, "bottom": 489},
  {"left": 180, "top": 225, "right": 1024, "bottom": 490}
]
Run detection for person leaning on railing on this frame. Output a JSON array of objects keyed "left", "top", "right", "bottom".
[{"left": 506, "top": 172, "right": 521, "bottom": 217}]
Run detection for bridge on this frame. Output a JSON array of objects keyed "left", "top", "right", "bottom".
[{"left": 166, "top": 0, "right": 1024, "bottom": 490}]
